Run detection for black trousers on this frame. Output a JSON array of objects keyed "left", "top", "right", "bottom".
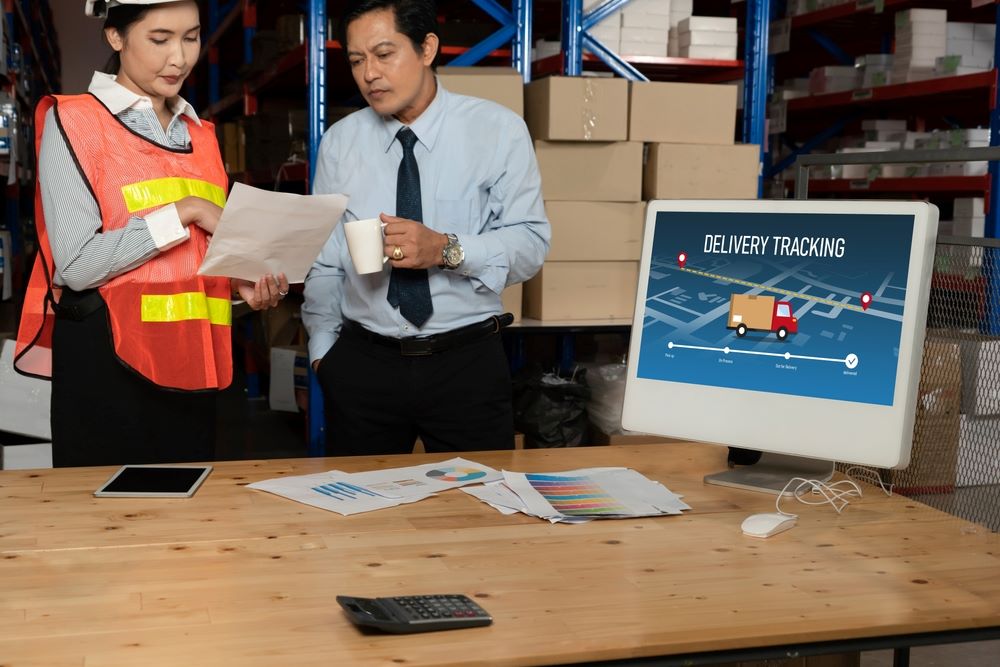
[
  {"left": 317, "top": 325, "right": 515, "bottom": 456},
  {"left": 50, "top": 290, "right": 217, "bottom": 468}
]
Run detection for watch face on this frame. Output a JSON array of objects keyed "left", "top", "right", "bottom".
[{"left": 445, "top": 245, "right": 463, "bottom": 267}]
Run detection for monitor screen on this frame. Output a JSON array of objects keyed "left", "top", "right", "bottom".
[{"left": 623, "top": 200, "right": 938, "bottom": 470}]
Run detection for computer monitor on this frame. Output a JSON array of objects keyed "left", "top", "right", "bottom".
[{"left": 622, "top": 199, "right": 939, "bottom": 494}]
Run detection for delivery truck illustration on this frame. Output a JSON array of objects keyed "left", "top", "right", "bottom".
[{"left": 727, "top": 294, "right": 798, "bottom": 341}]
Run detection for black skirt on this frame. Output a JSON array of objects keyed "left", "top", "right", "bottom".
[{"left": 50, "top": 289, "right": 217, "bottom": 468}]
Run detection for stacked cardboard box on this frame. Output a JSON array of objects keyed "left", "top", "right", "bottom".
[
  {"left": 808, "top": 65, "right": 859, "bottom": 95},
  {"left": 893, "top": 9, "right": 948, "bottom": 83},
  {"left": 631, "top": 81, "right": 758, "bottom": 199},
  {"left": 525, "top": 76, "right": 642, "bottom": 321},
  {"left": 677, "top": 16, "right": 738, "bottom": 61}
]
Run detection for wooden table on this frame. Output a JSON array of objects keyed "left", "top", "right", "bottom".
[{"left": 1, "top": 445, "right": 998, "bottom": 666}]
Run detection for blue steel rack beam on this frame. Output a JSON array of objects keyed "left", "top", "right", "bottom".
[
  {"left": 742, "top": 0, "right": 770, "bottom": 197},
  {"left": 562, "top": 0, "right": 647, "bottom": 81},
  {"left": 446, "top": 0, "right": 534, "bottom": 83},
  {"left": 306, "top": 0, "right": 328, "bottom": 456}
]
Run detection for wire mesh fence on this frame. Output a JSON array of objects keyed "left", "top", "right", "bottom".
[{"left": 892, "top": 237, "right": 1000, "bottom": 532}]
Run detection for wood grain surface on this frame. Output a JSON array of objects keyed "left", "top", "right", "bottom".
[{"left": 1, "top": 444, "right": 998, "bottom": 666}]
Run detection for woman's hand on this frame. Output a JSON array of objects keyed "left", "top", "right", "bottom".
[
  {"left": 175, "top": 196, "right": 223, "bottom": 235},
  {"left": 232, "top": 273, "right": 289, "bottom": 310}
]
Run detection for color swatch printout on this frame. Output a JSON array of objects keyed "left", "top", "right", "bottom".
[
  {"left": 495, "top": 468, "right": 691, "bottom": 522},
  {"left": 525, "top": 474, "right": 629, "bottom": 516}
]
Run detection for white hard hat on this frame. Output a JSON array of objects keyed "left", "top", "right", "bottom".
[{"left": 85, "top": 0, "right": 176, "bottom": 18}]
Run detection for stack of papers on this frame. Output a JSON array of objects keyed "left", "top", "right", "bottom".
[
  {"left": 461, "top": 468, "right": 691, "bottom": 523},
  {"left": 248, "top": 457, "right": 501, "bottom": 516}
]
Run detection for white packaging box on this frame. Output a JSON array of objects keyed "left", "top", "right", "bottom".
[
  {"left": 669, "top": 10, "right": 693, "bottom": 29},
  {"left": 770, "top": 18, "right": 791, "bottom": 54},
  {"left": 973, "top": 40, "right": 996, "bottom": 58},
  {"left": 678, "top": 16, "right": 738, "bottom": 33},
  {"left": 621, "top": 41, "right": 667, "bottom": 57},
  {"left": 896, "top": 24, "right": 948, "bottom": 40},
  {"left": 937, "top": 53, "right": 993, "bottom": 72},
  {"left": 974, "top": 22, "right": 996, "bottom": 42},
  {"left": 902, "top": 131, "right": 931, "bottom": 149},
  {"left": 856, "top": 53, "right": 893, "bottom": 67},
  {"left": 667, "top": 27, "right": 678, "bottom": 56},
  {"left": 947, "top": 39, "right": 976, "bottom": 57},
  {"left": 947, "top": 22, "right": 977, "bottom": 42},
  {"left": 890, "top": 67, "right": 936, "bottom": 83},
  {"left": 0, "top": 339, "right": 51, "bottom": 440},
  {"left": 0, "top": 443, "right": 53, "bottom": 470},
  {"left": 621, "top": 26, "right": 669, "bottom": 44},
  {"left": 681, "top": 44, "right": 737, "bottom": 60},
  {"left": 896, "top": 33, "right": 948, "bottom": 50},
  {"left": 862, "top": 118, "right": 907, "bottom": 131},
  {"left": 881, "top": 163, "right": 925, "bottom": 178},
  {"left": 533, "top": 39, "right": 561, "bottom": 61},
  {"left": 862, "top": 67, "right": 892, "bottom": 88},
  {"left": 953, "top": 337, "right": 1000, "bottom": 416},
  {"left": 679, "top": 30, "right": 739, "bottom": 47},
  {"left": 624, "top": 0, "right": 671, "bottom": 14},
  {"left": 954, "top": 197, "right": 986, "bottom": 218},
  {"left": 671, "top": 0, "right": 693, "bottom": 12},
  {"left": 584, "top": 0, "right": 621, "bottom": 28},
  {"left": 863, "top": 140, "right": 902, "bottom": 150},
  {"left": 622, "top": 12, "right": 671, "bottom": 29},
  {"left": 837, "top": 147, "right": 885, "bottom": 179},
  {"left": 952, "top": 216, "right": 985, "bottom": 237},
  {"left": 929, "top": 162, "right": 989, "bottom": 177},
  {"left": 864, "top": 129, "right": 906, "bottom": 144},
  {"left": 895, "top": 9, "right": 947, "bottom": 26},
  {"left": 956, "top": 415, "right": 1000, "bottom": 487}
]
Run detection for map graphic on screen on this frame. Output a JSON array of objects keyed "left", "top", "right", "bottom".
[{"left": 635, "top": 211, "right": 915, "bottom": 406}]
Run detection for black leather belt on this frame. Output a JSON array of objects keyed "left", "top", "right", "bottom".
[
  {"left": 53, "top": 289, "right": 106, "bottom": 321},
  {"left": 341, "top": 314, "right": 514, "bottom": 356}
]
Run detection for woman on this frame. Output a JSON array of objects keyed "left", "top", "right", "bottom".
[{"left": 14, "top": 0, "right": 289, "bottom": 467}]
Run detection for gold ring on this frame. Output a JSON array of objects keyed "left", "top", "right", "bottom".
[{"left": 392, "top": 246, "right": 404, "bottom": 260}]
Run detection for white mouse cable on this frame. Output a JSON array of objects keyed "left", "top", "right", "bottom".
[{"left": 774, "top": 477, "right": 864, "bottom": 516}]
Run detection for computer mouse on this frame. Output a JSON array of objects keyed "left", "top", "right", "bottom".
[{"left": 741, "top": 512, "right": 797, "bottom": 538}]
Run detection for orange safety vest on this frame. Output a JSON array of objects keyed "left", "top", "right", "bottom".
[{"left": 14, "top": 93, "right": 233, "bottom": 391}]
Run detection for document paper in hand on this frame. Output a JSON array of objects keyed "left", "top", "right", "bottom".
[{"left": 198, "top": 182, "right": 347, "bottom": 283}]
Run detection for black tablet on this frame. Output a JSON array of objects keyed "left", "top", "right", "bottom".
[{"left": 94, "top": 465, "right": 213, "bottom": 498}]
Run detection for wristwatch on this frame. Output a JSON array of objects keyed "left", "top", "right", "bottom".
[{"left": 441, "top": 233, "right": 465, "bottom": 270}]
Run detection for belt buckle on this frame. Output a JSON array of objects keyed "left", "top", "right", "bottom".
[{"left": 400, "top": 337, "right": 434, "bottom": 356}]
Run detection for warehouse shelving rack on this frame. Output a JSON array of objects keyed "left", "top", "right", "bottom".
[
  {"left": 2, "top": 0, "right": 59, "bottom": 302},
  {"left": 769, "top": 0, "right": 1000, "bottom": 239}
]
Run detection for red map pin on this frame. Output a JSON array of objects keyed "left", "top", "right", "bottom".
[
  {"left": 678, "top": 251, "right": 687, "bottom": 269},
  {"left": 860, "top": 292, "right": 873, "bottom": 311}
]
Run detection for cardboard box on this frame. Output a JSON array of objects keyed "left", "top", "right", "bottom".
[
  {"left": 0, "top": 442, "right": 53, "bottom": 470},
  {"left": 679, "top": 30, "right": 739, "bottom": 47},
  {"left": 629, "top": 81, "right": 737, "bottom": 144},
  {"left": 524, "top": 76, "right": 629, "bottom": 141},
  {"left": 502, "top": 283, "right": 523, "bottom": 321},
  {"left": 883, "top": 338, "right": 962, "bottom": 494},
  {"left": 545, "top": 201, "right": 645, "bottom": 261},
  {"left": 535, "top": 141, "right": 643, "bottom": 201},
  {"left": 643, "top": 143, "right": 759, "bottom": 200},
  {"left": 524, "top": 261, "right": 638, "bottom": 321},
  {"left": 436, "top": 66, "right": 524, "bottom": 117},
  {"left": 957, "top": 415, "right": 1000, "bottom": 487}
]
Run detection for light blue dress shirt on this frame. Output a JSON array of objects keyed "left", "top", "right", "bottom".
[{"left": 302, "top": 81, "right": 550, "bottom": 363}]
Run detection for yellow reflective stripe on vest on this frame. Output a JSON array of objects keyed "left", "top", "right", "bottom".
[
  {"left": 121, "top": 178, "right": 227, "bottom": 213},
  {"left": 141, "top": 293, "right": 232, "bottom": 326}
]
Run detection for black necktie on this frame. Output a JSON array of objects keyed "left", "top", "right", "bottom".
[{"left": 386, "top": 127, "right": 433, "bottom": 328}]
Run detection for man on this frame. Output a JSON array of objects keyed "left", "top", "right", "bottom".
[{"left": 302, "top": 0, "right": 550, "bottom": 455}]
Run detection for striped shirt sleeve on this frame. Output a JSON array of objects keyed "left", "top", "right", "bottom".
[{"left": 38, "top": 107, "right": 195, "bottom": 291}]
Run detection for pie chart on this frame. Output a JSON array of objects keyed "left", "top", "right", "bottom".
[{"left": 426, "top": 467, "right": 488, "bottom": 483}]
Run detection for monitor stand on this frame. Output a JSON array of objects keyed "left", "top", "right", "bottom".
[{"left": 704, "top": 453, "right": 835, "bottom": 496}]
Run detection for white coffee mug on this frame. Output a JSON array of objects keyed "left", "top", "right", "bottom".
[{"left": 344, "top": 218, "right": 388, "bottom": 274}]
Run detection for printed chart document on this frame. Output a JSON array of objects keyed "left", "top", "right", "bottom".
[
  {"left": 198, "top": 182, "right": 348, "bottom": 283},
  {"left": 248, "top": 458, "right": 502, "bottom": 516},
  {"left": 463, "top": 468, "right": 691, "bottom": 523}
]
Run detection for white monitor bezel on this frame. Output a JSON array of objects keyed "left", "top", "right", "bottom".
[{"left": 622, "top": 199, "right": 938, "bottom": 469}]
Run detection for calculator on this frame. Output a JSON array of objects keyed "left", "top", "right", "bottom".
[{"left": 336, "top": 594, "right": 493, "bottom": 633}]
